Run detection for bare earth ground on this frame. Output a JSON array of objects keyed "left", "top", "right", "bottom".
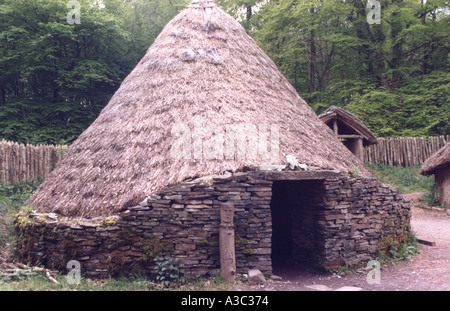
[{"left": 1, "top": 193, "right": 449, "bottom": 291}]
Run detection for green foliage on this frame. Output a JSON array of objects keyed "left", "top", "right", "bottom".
[
  {"left": 389, "top": 239, "right": 419, "bottom": 261},
  {"left": 419, "top": 176, "right": 441, "bottom": 207},
  {"left": 0, "top": 180, "right": 41, "bottom": 252},
  {"left": 0, "top": 0, "right": 448, "bottom": 143},
  {"left": 366, "top": 164, "right": 434, "bottom": 194},
  {"left": 0, "top": 0, "right": 129, "bottom": 144},
  {"left": 0, "top": 0, "right": 188, "bottom": 145},
  {"left": 0, "top": 180, "right": 42, "bottom": 212},
  {"left": 376, "top": 233, "right": 420, "bottom": 265},
  {"left": 222, "top": 0, "right": 449, "bottom": 138},
  {"left": 152, "top": 256, "right": 185, "bottom": 288},
  {"left": 328, "top": 264, "right": 352, "bottom": 276},
  {"left": 344, "top": 72, "right": 450, "bottom": 137},
  {"left": 352, "top": 165, "right": 360, "bottom": 178}
]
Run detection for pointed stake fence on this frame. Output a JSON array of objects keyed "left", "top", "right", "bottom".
[
  {"left": 0, "top": 140, "right": 67, "bottom": 184},
  {"left": 364, "top": 135, "right": 449, "bottom": 167},
  {"left": 0, "top": 136, "right": 448, "bottom": 184}
]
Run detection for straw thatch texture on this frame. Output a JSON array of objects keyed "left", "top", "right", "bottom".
[
  {"left": 420, "top": 142, "right": 450, "bottom": 175},
  {"left": 27, "top": 0, "right": 372, "bottom": 217},
  {"left": 319, "top": 105, "right": 377, "bottom": 146}
]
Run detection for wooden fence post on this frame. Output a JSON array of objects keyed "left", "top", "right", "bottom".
[
  {"left": 220, "top": 202, "right": 236, "bottom": 283},
  {"left": 364, "top": 136, "right": 449, "bottom": 166},
  {"left": 0, "top": 141, "right": 66, "bottom": 184}
]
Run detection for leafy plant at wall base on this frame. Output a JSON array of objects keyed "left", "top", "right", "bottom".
[
  {"left": 329, "top": 264, "right": 352, "bottom": 276},
  {"left": 390, "top": 235, "right": 420, "bottom": 262},
  {"left": 376, "top": 233, "right": 420, "bottom": 265},
  {"left": 153, "top": 256, "right": 185, "bottom": 288}
]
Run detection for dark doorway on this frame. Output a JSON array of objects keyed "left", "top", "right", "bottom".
[{"left": 270, "top": 180, "right": 325, "bottom": 274}]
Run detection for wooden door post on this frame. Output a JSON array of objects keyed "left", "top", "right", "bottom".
[
  {"left": 333, "top": 119, "right": 338, "bottom": 136},
  {"left": 220, "top": 202, "right": 236, "bottom": 283}
]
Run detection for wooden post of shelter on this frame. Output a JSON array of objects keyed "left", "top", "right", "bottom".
[
  {"left": 354, "top": 137, "right": 364, "bottom": 162},
  {"left": 333, "top": 119, "right": 338, "bottom": 136},
  {"left": 219, "top": 202, "right": 236, "bottom": 283}
]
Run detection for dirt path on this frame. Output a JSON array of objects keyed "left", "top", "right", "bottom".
[{"left": 234, "top": 193, "right": 450, "bottom": 291}]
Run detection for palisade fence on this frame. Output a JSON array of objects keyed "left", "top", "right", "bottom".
[
  {"left": 1, "top": 135, "right": 449, "bottom": 184},
  {"left": 364, "top": 135, "right": 449, "bottom": 167},
  {"left": 0, "top": 140, "right": 67, "bottom": 184}
]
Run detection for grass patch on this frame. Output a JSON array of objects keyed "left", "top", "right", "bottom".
[
  {"left": 0, "top": 180, "right": 42, "bottom": 243},
  {"left": 0, "top": 180, "right": 42, "bottom": 247},
  {"left": 0, "top": 269, "right": 243, "bottom": 291},
  {"left": 365, "top": 163, "right": 443, "bottom": 207},
  {"left": 365, "top": 164, "right": 434, "bottom": 194},
  {"left": 0, "top": 273, "right": 154, "bottom": 291},
  {"left": 0, "top": 180, "right": 42, "bottom": 212}
]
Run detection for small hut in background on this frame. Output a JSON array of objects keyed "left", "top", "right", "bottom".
[
  {"left": 319, "top": 105, "right": 377, "bottom": 162},
  {"left": 420, "top": 142, "right": 450, "bottom": 207}
]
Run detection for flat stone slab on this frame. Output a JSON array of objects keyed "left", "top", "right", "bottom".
[
  {"left": 259, "top": 170, "right": 343, "bottom": 181},
  {"left": 334, "top": 286, "right": 363, "bottom": 291},
  {"left": 305, "top": 284, "right": 333, "bottom": 291},
  {"left": 248, "top": 269, "right": 266, "bottom": 285}
]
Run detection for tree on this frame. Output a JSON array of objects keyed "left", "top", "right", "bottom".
[
  {"left": 0, "top": 0, "right": 448, "bottom": 143},
  {"left": 102, "top": 0, "right": 189, "bottom": 64},
  {"left": 226, "top": 0, "right": 449, "bottom": 137},
  {"left": 0, "top": 0, "right": 188, "bottom": 145},
  {"left": 217, "top": 0, "right": 263, "bottom": 30}
]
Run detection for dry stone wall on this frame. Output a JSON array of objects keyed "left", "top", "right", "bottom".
[
  {"left": 14, "top": 172, "right": 274, "bottom": 279},
  {"left": 14, "top": 171, "right": 411, "bottom": 279},
  {"left": 319, "top": 177, "right": 411, "bottom": 268}
]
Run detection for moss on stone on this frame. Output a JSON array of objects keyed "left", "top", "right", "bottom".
[
  {"left": 241, "top": 248, "right": 256, "bottom": 254},
  {"left": 198, "top": 235, "right": 219, "bottom": 252},
  {"left": 141, "top": 236, "right": 173, "bottom": 262},
  {"left": 101, "top": 215, "right": 118, "bottom": 227},
  {"left": 13, "top": 213, "right": 37, "bottom": 263}
]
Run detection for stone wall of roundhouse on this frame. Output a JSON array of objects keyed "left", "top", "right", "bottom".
[
  {"left": 14, "top": 173, "right": 274, "bottom": 279},
  {"left": 14, "top": 172, "right": 411, "bottom": 279},
  {"left": 320, "top": 177, "right": 412, "bottom": 267}
]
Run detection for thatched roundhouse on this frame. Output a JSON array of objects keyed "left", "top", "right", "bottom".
[
  {"left": 16, "top": 0, "right": 411, "bottom": 279},
  {"left": 319, "top": 105, "right": 377, "bottom": 162},
  {"left": 420, "top": 142, "right": 450, "bottom": 207}
]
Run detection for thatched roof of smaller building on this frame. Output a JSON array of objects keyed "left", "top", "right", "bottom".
[
  {"left": 420, "top": 142, "right": 450, "bottom": 176},
  {"left": 319, "top": 105, "right": 377, "bottom": 146}
]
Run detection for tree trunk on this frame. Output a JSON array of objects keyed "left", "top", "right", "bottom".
[
  {"left": 246, "top": 6, "right": 252, "bottom": 21},
  {"left": 0, "top": 83, "right": 5, "bottom": 106},
  {"left": 390, "top": 10, "right": 404, "bottom": 88},
  {"left": 309, "top": 12, "right": 316, "bottom": 93}
]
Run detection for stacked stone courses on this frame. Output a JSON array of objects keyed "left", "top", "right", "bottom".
[{"left": 15, "top": 171, "right": 410, "bottom": 279}]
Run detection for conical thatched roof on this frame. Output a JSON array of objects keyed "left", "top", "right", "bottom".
[
  {"left": 27, "top": 0, "right": 372, "bottom": 217},
  {"left": 420, "top": 142, "right": 450, "bottom": 176}
]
